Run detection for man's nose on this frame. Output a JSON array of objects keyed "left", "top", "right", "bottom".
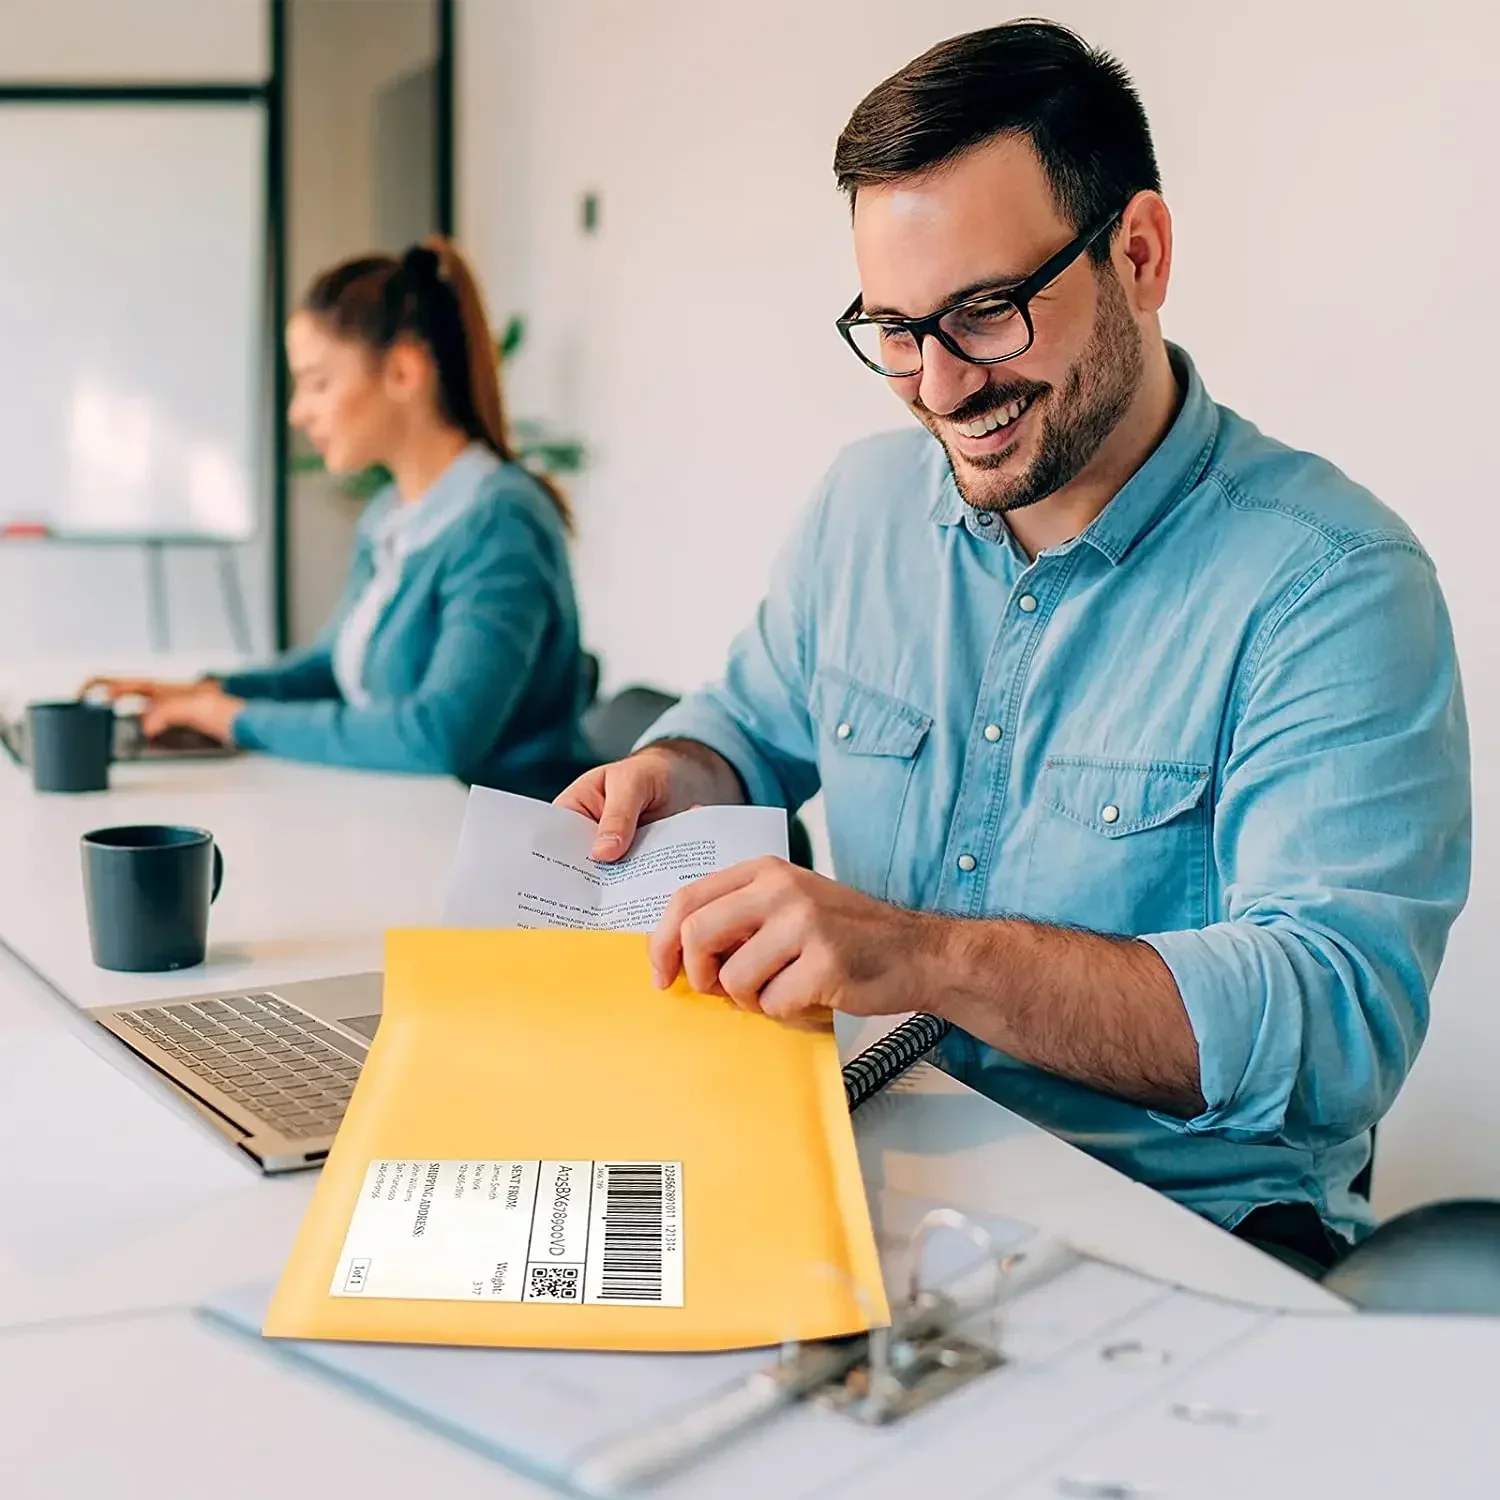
[{"left": 917, "top": 337, "right": 987, "bottom": 417}]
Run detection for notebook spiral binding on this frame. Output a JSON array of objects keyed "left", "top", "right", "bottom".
[{"left": 841, "top": 1012, "right": 952, "bottom": 1111}]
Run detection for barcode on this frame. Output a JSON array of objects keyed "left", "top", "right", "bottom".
[{"left": 596, "top": 1162, "right": 664, "bottom": 1302}]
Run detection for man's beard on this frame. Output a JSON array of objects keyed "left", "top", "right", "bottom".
[{"left": 918, "top": 266, "right": 1145, "bottom": 515}]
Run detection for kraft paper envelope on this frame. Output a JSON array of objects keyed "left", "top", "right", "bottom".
[{"left": 264, "top": 929, "right": 889, "bottom": 1352}]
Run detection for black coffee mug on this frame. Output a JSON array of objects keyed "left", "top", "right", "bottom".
[
  {"left": 81, "top": 825, "right": 225, "bottom": 973},
  {"left": 29, "top": 700, "right": 114, "bottom": 793}
]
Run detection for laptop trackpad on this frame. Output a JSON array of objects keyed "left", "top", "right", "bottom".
[{"left": 339, "top": 1014, "right": 381, "bottom": 1043}]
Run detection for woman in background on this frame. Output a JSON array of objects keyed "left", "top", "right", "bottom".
[{"left": 88, "top": 239, "right": 593, "bottom": 796}]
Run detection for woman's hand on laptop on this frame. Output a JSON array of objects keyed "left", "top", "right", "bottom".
[
  {"left": 79, "top": 675, "right": 200, "bottom": 705},
  {"left": 140, "top": 683, "right": 245, "bottom": 746},
  {"left": 556, "top": 740, "right": 747, "bottom": 862}
]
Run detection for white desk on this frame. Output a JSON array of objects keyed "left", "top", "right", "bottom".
[
  {"left": 0, "top": 1310, "right": 543, "bottom": 1500},
  {"left": 0, "top": 656, "right": 1345, "bottom": 1496}
]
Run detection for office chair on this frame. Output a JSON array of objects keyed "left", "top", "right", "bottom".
[
  {"left": 580, "top": 651, "right": 602, "bottom": 707},
  {"left": 1349, "top": 1126, "right": 1375, "bottom": 1201},
  {"left": 1323, "top": 1200, "right": 1500, "bottom": 1313},
  {"left": 581, "top": 684, "right": 815, "bottom": 871}
]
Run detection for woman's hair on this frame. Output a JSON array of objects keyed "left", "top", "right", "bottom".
[{"left": 300, "top": 237, "right": 573, "bottom": 531}]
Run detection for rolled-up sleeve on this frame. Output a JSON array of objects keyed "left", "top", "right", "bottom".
[
  {"left": 1142, "top": 539, "right": 1470, "bottom": 1148},
  {"left": 640, "top": 488, "right": 827, "bottom": 812}
]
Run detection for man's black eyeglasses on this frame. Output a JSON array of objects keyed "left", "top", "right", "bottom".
[{"left": 836, "top": 208, "right": 1122, "bottom": 378}]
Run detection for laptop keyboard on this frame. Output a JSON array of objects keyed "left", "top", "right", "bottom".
[{"left": 115, "top": 993, "right": 366, "bottom": 1140}]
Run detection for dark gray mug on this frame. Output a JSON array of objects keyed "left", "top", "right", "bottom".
[
  {"left": 29, "top": 700, "right": 113, "bottom": 793},
  {"left": 81, "top": 825, "right": 225, "bottom": 972}
]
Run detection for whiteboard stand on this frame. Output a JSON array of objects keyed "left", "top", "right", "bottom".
[
  {"left": 144, "top": 540, "right": 169, "bottom": 652},
  {"left": 141, "top": 539, "right": 254, "bottom": 656},
  {"left": 0, "top": 535, "right": 255, "bottom": 657}
]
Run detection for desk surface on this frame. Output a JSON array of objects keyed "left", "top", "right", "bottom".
[{"left": 0, "top": 655, "right": 1344, "bottom": 1496}]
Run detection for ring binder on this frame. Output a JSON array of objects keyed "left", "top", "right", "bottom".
[
  {"left": 572, "top": 1216, "right": 1082, "bottom": 1495},
  {"left": 841, "top": 1013, "right": 952, "bottom": 1111}
]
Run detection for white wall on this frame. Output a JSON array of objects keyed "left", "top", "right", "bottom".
[
  {"left": 0, "top": 0, "right": 273, "bottom": 659},
  {"left": 459, "top": 0, "right": 1500, "bottom": 1215},
  {"left": 284, "top": 0, "right": 437, "bottom": 645},
  {"left": 0, "top": 0, "right": 266, "bottom": 81}
]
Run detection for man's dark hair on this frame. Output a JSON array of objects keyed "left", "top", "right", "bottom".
[{"left": 834, "top": 20, "right": 1159, "bottom": 261}]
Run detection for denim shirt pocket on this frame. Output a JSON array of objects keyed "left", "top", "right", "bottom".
[
  {"left": 1024, "top": 755, "right": 1211, "bottom": 934},
  {"left": 809, "top": 667, "right": 932, "bottom": 899}
]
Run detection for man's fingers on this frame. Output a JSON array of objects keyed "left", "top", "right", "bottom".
[
  {"left": 714, "top": 915, "right": 803, "bottom": 1011},
  {"left": 677, "top": 887, "right": 778, "bottom": 997},
  {"left": 556, "top": 763, "right": 650, "bottom": 860},
  {"left": 756, "top": 956, "right": 831, "bottom": 1022},
  {"left": 651, "top": 860, "right": 789, "bottom": 990},
  {"left": 590, "top": 760, "right": 672, "bottom": 862},
  {"left": 591, "top": 789, "right": 646, "bottom": 862},
  {"left": 554, "top": 767, "right": 609, "bottom": 822},
  {"left": 649, "top": 861, "right": 768, "bottom": 984}
]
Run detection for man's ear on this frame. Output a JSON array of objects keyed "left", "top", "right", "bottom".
[
  {"left": 1114, "top": 190, "right": 1172, "bottom": 317},
  {"left": 381, "top": 337, "right": 433, "bottom": 404}
]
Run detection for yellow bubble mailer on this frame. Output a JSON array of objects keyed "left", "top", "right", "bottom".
[{"left": 264, "top": 928, "right": 888, "bottom": 1352}]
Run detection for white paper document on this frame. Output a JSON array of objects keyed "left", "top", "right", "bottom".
[
  {"left": 330, "top": 1158, "right": 684, "bottom": 1307},
  {"left": 443, "top": 787, "right": 788, "bottom": 931}
]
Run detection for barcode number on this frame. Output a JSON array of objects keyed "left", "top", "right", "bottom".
[{"left": 597, "top": 1162, "right": 665, "bottom": 1303}]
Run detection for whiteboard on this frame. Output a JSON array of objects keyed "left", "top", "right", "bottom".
[{"left": 0, "top": 104, "right": 264, "bottom": 540}]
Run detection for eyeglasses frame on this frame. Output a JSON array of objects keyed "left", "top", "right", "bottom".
[{"left": 835, "top": 207, "right": 1124, "bottom": 377}]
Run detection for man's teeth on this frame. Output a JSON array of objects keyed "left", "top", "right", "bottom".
[{"left": 955, "top": 397, "right": 1029, "bottom": 439}]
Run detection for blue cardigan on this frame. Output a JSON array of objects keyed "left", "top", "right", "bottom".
[{"left": 223, "top": 462, "right": 593, "bottom": 793}]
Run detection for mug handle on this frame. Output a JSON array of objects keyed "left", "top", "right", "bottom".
[{"left": 211, "top": 843, "right": 225, "bottom": 904}]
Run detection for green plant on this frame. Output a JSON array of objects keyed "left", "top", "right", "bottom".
[{"left": 288, "top": 315, "right": 585, "bottom": 500}]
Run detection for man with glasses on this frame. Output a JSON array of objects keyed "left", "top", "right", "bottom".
[{"left": 558, "top": 22, "right": 1470, "bottom": 1272}]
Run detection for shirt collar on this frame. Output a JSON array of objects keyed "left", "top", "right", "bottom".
[
  {"left": 926, "top": 344, "right": 1218, "bottom": 565},
  {"left": 927, "top": 465, "right": 968, "bottom": 528},
  {"left": 1076, "top": 345, "right": 1217, "bottom": 566},
  {"left": 368, "top": 443, "right": 501, "bottom": 556}
]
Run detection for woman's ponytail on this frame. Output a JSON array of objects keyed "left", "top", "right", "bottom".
[
  {"left": 423, "top": 237, "right": 575, "bottom": 533},
  {"left": 303, "top": 237, "right": 575, "bottom": 533}
]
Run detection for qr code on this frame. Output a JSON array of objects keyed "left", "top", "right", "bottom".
[{"left": 527, "top": 1263, "right": 581, "bottom": 1302}]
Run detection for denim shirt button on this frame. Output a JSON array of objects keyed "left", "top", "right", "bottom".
[
  {"left": 1018, "top": 593, "right": 1038, "bottom": 613},
  {"left": 956, "top": 852, "right": 978, "bottom": 873}
]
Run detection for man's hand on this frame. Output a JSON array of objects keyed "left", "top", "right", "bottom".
[
  {"left": 555, "top": 740, "right": 746, "bottom": 862},
  {"left": 648, "top": 858, "right": 1206, "bottom": 1115},
  {"left": 649, "top": 857, "right": 931, "bottom": 1020},
  {"left": 140, "top": 684, "right": 245, "bottom": 746}
]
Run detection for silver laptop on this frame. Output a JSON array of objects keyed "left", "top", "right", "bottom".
[
  {"left": 0, "top": 707, "right": 237, "bottom": 766},
  {"left": 91, "top": 972, "right": 384, "bottom": 1173}
]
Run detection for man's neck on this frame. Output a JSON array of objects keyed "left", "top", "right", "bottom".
[{"left": 1004, "top": 341, "right": 1181, "bottom": 559}]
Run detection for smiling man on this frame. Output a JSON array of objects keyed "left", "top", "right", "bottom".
[{"left": 558, "top": 22, "right": 1471, "bottom": 1271}]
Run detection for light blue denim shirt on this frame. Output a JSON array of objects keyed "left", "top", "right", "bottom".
[{"left": 645, "top": 347, "right": 1471, "bottom": 1241}]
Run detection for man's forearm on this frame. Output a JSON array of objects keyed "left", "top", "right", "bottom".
[{"left": 918, "top": 916, "right": 1206, "bottom": 1117}]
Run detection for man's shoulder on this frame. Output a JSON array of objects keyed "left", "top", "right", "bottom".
[{"left": 1207, "top": 404, "right": 1422, "bottom": 559}]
